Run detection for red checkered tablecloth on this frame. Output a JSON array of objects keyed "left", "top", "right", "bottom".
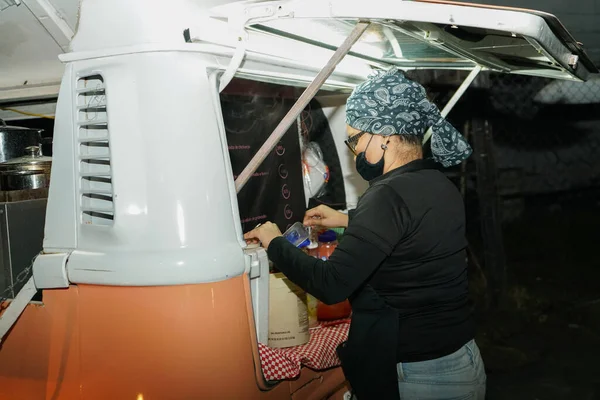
[{"left": 258, "top": 321, "right": 350, "bottom": 381}]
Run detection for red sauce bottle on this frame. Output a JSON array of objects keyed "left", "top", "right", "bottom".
[{"left": 316, "top": 230, "right": 352, "bottom": 321}]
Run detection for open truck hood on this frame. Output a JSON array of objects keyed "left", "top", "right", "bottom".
[
  {"left": 210, "top": 0, "right": 598, "bottom": 81},
  {"left": 0, "top": 0, "right": 597, "bottom": 120},
  {"left": 209, "top": 0, "right": 598, "bottom": 193}
]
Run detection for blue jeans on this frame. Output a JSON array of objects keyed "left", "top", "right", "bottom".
[{"left": 397, "top": 340, "right": 486, "bottom": 399}]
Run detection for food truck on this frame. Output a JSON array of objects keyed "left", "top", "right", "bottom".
[{"left": 0, "top": 0, "right": 596, "bottom": 398}]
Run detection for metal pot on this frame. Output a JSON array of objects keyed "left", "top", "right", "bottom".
[
  {"left": 0, "top": 119, "right": 43, "bottom": 163},
  {"left": 1, "top": 170, "right": 48, "bottom": 190},
  {"left": 0, "top": 146, "right": 52, "bottom": 191}
]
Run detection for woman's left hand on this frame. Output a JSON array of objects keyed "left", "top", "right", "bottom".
[{"left": 244, "top": 222, "right": 283, "bottom": 249}]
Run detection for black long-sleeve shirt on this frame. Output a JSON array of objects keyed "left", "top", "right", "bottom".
[{"left": 267, "top": 159, "right": 474, "bottom": 362}]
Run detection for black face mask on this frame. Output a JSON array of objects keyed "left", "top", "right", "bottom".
[{"left": 355, "top": 137, "right": 387, "bottom": 181}]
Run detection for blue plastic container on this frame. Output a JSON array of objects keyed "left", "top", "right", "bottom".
[{"left": 282, "top": 222, "right": 310, "bottom": 248}]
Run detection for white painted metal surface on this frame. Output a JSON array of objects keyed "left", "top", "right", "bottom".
[
  {"left": 54, "top": 52, "right": 247, "bottom": 285},
  {"left": 244, "top": 246, "right": 270, "bottom": 345},
  {"left": 43, "top": 63, "right": 78, "bottom": 252},
  {"left": 422, "top": 66, "right": 483, "bottom": 145},
  {"left": 32, "top": 252, "right": 69, "bottom": 288},
  {"left": 1, "top": 0, "right": 594, "bottom": 106},
  {"left": 214, "top": 0, "right": 596, "bottom": 81}
]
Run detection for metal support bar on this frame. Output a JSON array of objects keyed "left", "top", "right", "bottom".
[
  {"left": 219, "top": 32, "right": 248, "bottom": 92},
  {"left": 383, "top": 27, "right": 403, "bottom": 58},
  {"left": 0, "top": 0, "right": 20, "bottom": 11},
  {"left": 0, "top": 277, "right": 37, "bottom": 344},
  {"left": 422, "top": 65, "right": 482, "bottom": 145},
  {"left": 235, "top": 21, "right": 371, "bottom": 193},
  {"left": 22, "top": 0, "right": 74, "bottom": 51}
]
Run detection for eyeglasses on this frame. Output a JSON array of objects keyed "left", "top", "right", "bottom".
[{"left": 344, "top": 131, "right": 366, "bottom": 156}]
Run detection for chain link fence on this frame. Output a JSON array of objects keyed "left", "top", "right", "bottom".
[
  {"left": 407, "top": 70, "right": 600, "bottom": 204},
  {"left": 487, "top": 73, "right": 600, "bottom": 206},
  {"left": 405, "top": 69, "right": 600, "bottom": 307},
  {"left": 479, "top": 73, "right": 600, "bottom": 293}
]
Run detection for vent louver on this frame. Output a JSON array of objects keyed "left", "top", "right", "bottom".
[{"left": 77, "top": 75, "right": 114, "bottom": 225}]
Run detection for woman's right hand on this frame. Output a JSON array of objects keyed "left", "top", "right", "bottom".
[{"left": 303, "top": 205, "right": 349, "bottom": 229}]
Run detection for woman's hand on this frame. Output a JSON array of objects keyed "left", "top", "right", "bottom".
[
  {"left": 244, "top": 222, "right": 282, "bottom": 249},
  {"left": 303, "top": 205, "right": 349, "bottom": 229}
]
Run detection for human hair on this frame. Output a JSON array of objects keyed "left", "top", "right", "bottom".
[
  {"left": 395, "top": 134, "right": 422, "bottom": 147},
  {"left": 388, "top": 134, "right": 423, "bottom": 161}
]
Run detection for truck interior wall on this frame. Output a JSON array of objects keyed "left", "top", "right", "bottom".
[
  {"left": 302, "top": 98, "right": 347, "bottom": 211},
  {"left": 316, "top": 94, "right": 367, "bottom": 210},
  {"left": 221, "top": 88, "right": 306, "bottom": 234}
]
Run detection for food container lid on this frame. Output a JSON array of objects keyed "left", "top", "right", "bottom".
[
  {"left": 318, "top": 230, "right": 337, "bottom": 243},
  {"left": 297, "top": 239, "right": 311, "bottom": 249},
  {"left": 0, "top": 146, "right": 52, "bottom": 170}
]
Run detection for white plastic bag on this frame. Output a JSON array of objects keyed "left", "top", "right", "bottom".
[{"left": 302, "top": 142, "right": 329, "bottom": 205}]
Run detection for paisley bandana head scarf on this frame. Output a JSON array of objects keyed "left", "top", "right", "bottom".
[{"left": 346, "top": 68, "right": 472, "bottom": 167}]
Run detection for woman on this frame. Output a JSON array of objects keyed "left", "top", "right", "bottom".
[{"left": 245, "top": 68, "right": 486, "bottom": 399}]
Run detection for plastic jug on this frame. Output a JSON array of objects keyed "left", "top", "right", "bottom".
[
  {"left": 315, "top": 230, "right": 352, "bottom": 321},
  {"left": 317, "top": 230, "right": 338, "bottom": 260}
]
